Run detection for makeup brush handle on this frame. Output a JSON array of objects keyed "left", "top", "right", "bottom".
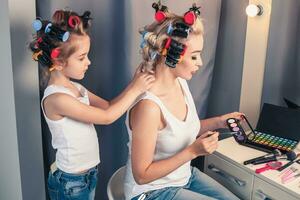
[{"left": 277, "top": 160, "right": 294, "bottom": 172}]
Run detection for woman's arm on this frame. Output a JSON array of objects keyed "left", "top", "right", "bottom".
[
  {"left": 198, "top": 112, "right": 245, "bottom": 136},
  {"left": 198, "top": 116, "right": 223, "bottom": 135},
  {"left": 130, "top": 100, "right": 219, "bottom": 184}
]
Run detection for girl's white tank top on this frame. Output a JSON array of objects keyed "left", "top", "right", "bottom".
[{"left": 41, "top": 82, "right": 100, "bottom": 173}]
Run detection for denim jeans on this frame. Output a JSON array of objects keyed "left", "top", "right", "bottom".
[
  {"left": 132, "top": 167, "right": 240, "bottom": 200},
  {"left": 47, "top": 166, "right": 98, "bottom": 200}
]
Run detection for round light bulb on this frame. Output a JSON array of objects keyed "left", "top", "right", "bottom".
[{"left": 246, "top": 4, "right": 263, "bottom": 17}]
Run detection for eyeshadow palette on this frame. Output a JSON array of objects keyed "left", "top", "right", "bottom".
[{"left": 226, "top": 117, "right": 299, "bottom": 153}]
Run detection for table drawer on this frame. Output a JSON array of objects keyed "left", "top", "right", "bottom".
[
  {"left": 204, "top": 154, "right": 253, "bottom": 200},
  {"left": 252, "top": 177, "right": 299, "bottom": 200}
]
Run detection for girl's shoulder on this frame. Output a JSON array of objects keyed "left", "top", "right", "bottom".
[
  {"left": 43, "top": 84, "right": 76, "bottom": 99},
  {"left": 43, "top": 81, "right": 87, "bottom": 99}
]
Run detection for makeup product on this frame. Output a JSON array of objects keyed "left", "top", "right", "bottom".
[
  {"left": 279, "top": 166, "right": 298, "bottom": 178},
  {"left": 280, "top": 167, "right": 300, "bottom": 184},
  {"left": 255, "top": 161, "right": 282, "bottom": 174},
  {"left": 277, "top": 158, "right": 300, "bottom": 172},
  {"left": 226, "top": 116, "right": 299, "bottom": 153},
  {"left": 243, "top": 149, "right": 281, "bottom": 165},
  {"left": 251, "top": 151, "right": 296, "bottom": 165}
]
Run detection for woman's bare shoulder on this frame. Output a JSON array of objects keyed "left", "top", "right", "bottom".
[{"left": 131, "top": 99, "right": 161, "bottom": 117}]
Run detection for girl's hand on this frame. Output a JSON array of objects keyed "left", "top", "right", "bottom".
[
  {"left": 188, "top": 131, "right": 219, "bottom": 157},
  {"left": 218, "top": 112, "right": 245, "bottom": 128},
  {"left": 131, "top": 65, "right": 155, "bottom": 94}
]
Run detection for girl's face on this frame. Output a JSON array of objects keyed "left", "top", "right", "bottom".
[
  {"left": 172, "top": 34, "right": 203, "bottom": 80},
  {"left": 62, "top": 35, "right": 91, "bottom": 80}
]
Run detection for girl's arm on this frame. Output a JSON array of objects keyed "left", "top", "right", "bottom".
[
  {"left": 198, "top": 112, "right": 245, "bottom": 136},
  {"left": 88, "top": 91, "right": 110, "bottom": 109},
  {"left": 130, "top": 100, "right": 219, "bottom": 185},
  {"left": 87, "top": 65, "right": 154, "bottom": 110},
  {"left": 45, "top": 72, "right": 154, "bottom": 125},
  {"left": 87, "top": 81, "right": 146, "bottom": 110},
  {"left": 87, "top": 78, "right": 149, "bottom": 110}
]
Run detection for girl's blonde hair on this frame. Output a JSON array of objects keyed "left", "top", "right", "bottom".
[
  {"left": 29, "top": 10, "right": 91, "bottom": 87},
  {"left": 140, "top": 12, "right": 203, "bottom": 72},
  {"left": 49, "top": 10, "right": 91, "bottom": 64}
]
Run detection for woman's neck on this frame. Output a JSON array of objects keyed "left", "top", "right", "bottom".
[{"left": 150, "top": 63, "right": 178, "bottom": 95}]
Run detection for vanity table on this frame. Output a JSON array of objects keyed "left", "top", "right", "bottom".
[{"left": 204, "top": 137, "right": 300, "bottom": 200}]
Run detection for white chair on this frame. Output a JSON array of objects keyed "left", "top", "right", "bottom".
[{"left": 107, "top": 166, "right": 126, "bottom": 200}]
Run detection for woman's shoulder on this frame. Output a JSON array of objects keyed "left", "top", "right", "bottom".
[
  {"left": 132, "top": 95, "right": 161, "bottom": 115},
  {"left": 130, "top": 98, "right": 162, "bottom": 127},
  {"left": 134, "top": 96, "right": 161, "bottom": 111}
]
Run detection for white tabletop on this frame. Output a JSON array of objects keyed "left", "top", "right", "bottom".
[{"left": 215, "top": 136, "right": 300, "bottom": 197}]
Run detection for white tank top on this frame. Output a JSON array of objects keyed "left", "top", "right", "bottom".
[
  {"left": 124, "top": 78, "right": 201, "bottom": 200},
  {"left": 41, "top": 82, "right": 100, "bottom": 173}
]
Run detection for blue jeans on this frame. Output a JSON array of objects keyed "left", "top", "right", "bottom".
[
  {"left": 132, "top": 167, "right": 240, "bottom": 200},
  {"left": 47, "top": 166, "right": 98, "bottom": 200}
]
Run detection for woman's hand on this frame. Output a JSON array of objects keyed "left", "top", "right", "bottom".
[
  {"left": 130, "top": 65, "right": 155, "bottom": 94},
  {"left": 218, "top": 112, "right": 245, "bottom": 128},
  {"left": 188, "top": 131, "right": 219, "bottom": 158}
]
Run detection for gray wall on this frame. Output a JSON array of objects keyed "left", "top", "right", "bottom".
[
  {"left": 0, "top": 0, "right": 23, "bottom": 199},
  {"left": 262, "top": 0, "right": 300, "bottom": 107},
  {"left": 206, "top": 0, "right": 248, "bottom": 117},
  {"left": 0, "top": 0, "right": 46, "bottom": 199}
]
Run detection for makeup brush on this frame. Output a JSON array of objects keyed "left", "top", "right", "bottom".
[{"left": 277, "top": 153, "right": 300, "bottom": 171}]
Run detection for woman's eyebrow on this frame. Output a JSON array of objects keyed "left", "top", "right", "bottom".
[{"left": 191, "top": 50, "right": 202, "bottom": 53}]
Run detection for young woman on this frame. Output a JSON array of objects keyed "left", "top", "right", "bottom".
[{"left": 124, "top": 3, "right": 242, "bottom": 200}]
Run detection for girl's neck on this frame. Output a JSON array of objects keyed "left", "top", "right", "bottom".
[{"left": 48, "top": 70, "right": 73, "bottom": 88}]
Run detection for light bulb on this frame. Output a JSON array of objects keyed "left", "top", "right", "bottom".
[{"left": 246, "top": 4, "right": 263, "bottom": 17}]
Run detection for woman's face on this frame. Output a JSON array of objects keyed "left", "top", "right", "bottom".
[{"left": 172, "top": 34, "right": 203, "bottom": 80}]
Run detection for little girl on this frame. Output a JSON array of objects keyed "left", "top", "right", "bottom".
[{"left": 29, "top": 10, "right": 154, "bottom": 200}]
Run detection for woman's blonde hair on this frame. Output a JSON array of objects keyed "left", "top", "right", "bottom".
[{"left": 139, "top": 12, "right": 203, "bottom": 72}]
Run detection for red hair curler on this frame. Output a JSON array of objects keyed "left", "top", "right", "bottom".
[
  {"left": 155, "top": 11, "right": 166, "bottom": 23},
  {"left": 184, "top": 11, "right": 196, "bottom": 25},
  {"left": 50, "top": 48, "right": 60, "bottom": 59},
  {"left": 164, "top": 37, "right": 172, "bottom": 49},
  {"left": 184, "top": 3, "right": 201, "bottom": 25},
  {"left": 68, "top": 15, "right": 81, "bottom": 28},
  {"left": 152, "top": 2, "right": 168, "bottom": 23}
]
